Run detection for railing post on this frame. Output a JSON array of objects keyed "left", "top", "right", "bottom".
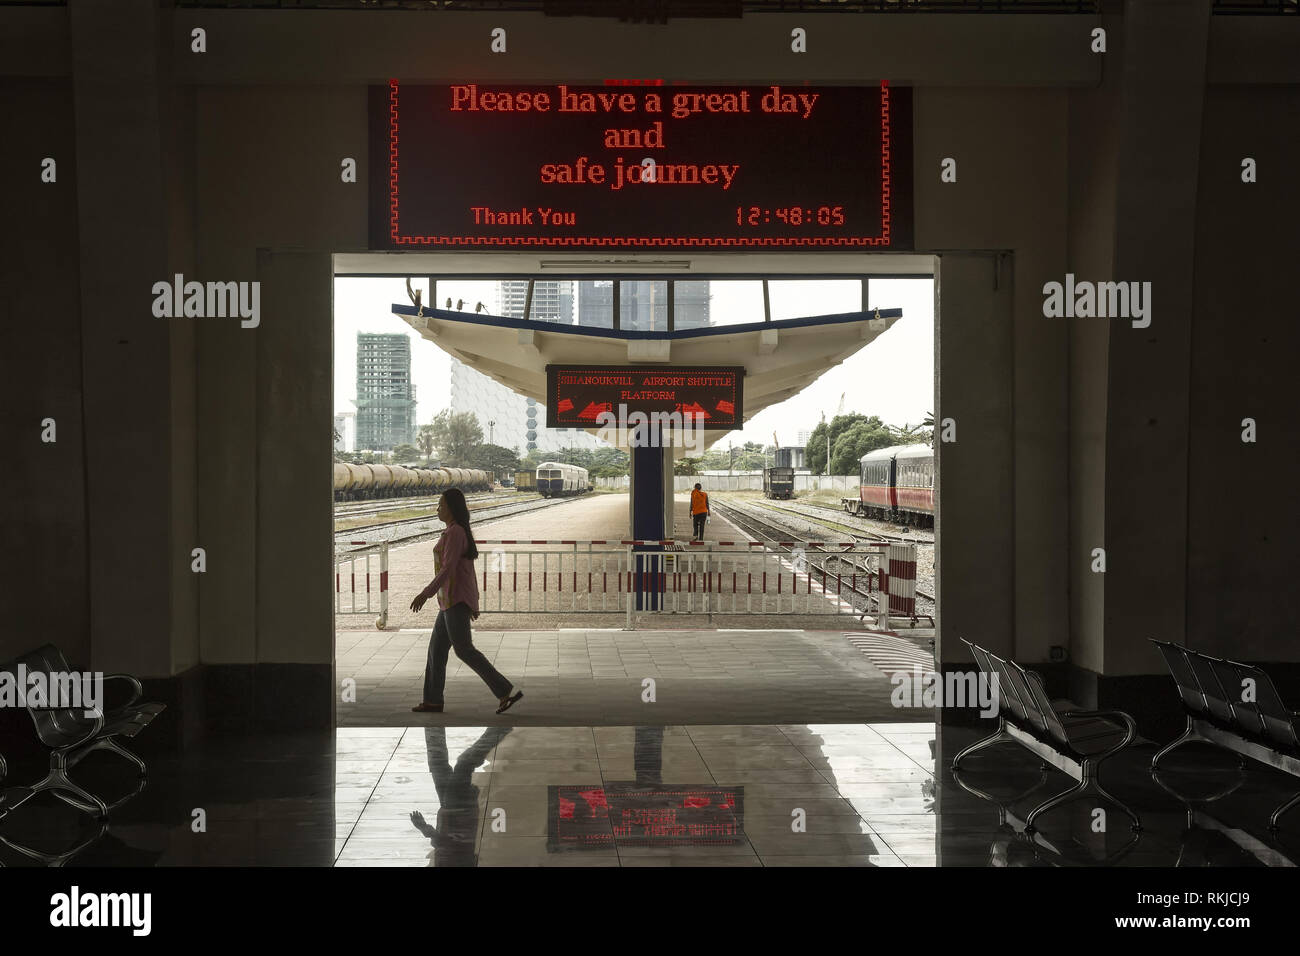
[
  {"left": 376, "top": 541, "right": 389, "bottom": 629},
  {"left": 624, "top": 545, "right": 635, "bottom": 630}
]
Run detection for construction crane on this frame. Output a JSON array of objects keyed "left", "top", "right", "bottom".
[{"left": 823, "top": 394, "right": 846, "bottom": 476}]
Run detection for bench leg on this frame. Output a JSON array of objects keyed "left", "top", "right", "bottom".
[
  {"left": 1152, "top": 719, "right": 1246, "bottom": 772},
  {"left": 1026, "top": 764, "right": 1142, "bottom": 834},
  {"left": 1269, "top": 790, "right": 1300, "bottom": 831},
  {"left": 28, "top": 757, "right": 109, "bottom": 820},
  {"left": 1024, "top": 778, "right": 1087, "bottom": 833},
  {"left": 951, "top": 724, "right": 1014, "bottom": 770},
  {"left": 1152, "top": 719, "right": 1198, "bottom": 770},
  {"left": 69, "top": 737, "right": 148, "bottom": 776}
]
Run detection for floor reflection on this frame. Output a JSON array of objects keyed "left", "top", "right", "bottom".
[
  {"left": 3, "top": 721, "right": 1298, "bottom": 866},
  {"left": 409, "top": 726, "right": 511, "bottom": 866}
]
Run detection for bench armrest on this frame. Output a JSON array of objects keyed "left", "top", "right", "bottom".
[
  {"left": 27, "top": 705, "right": 104, "bottom": 752},
  {"left": 103, "top": 673, "right": 144, "bottom": 709}
]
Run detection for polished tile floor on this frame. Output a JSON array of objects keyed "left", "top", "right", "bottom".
[{"left": 2, "top": 722, "right": 1299, "bottom": 867}]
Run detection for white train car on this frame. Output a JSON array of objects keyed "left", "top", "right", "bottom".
[{"left": 536, "top": 461, "right": 589, "bottom": 498}]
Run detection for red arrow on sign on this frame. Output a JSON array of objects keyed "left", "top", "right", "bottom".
[
  {"left": 577, "top": 401, "right": 609, "bottom": 420},
  {"left": 715, "top": 399, "right": 734, "bottom": 416},
  {"left": 680, "top": 401, "right": 711, "bottom": 419},
  {"left": 557, "top": 397, "right": 574, "bottom": 413}
]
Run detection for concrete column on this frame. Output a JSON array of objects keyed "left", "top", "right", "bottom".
[
  {"left": 934, "top": 253, "right": 1015, "bottom": 669},
  {"left": 630, "top": 444, "right": 666, "bottom": 610},
  {"left": 68, "top": 0, "right": 173, "bottom": 680},
  {"left": 662, "top": 448, "right": 676, "bottom": 540},
  {"left": 252, "top": 249, "right": 335, "bottom": 728},
  {"left": 1102, "top": 1, "right": 1210, "bottom": 683}
]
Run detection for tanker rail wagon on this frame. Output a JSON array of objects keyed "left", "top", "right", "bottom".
[
  {"left": 536, "top": 462, "right": 590, "bottom": 498},
  {"left": 333, "top": 464, "right": 491, "bottom": 501}
]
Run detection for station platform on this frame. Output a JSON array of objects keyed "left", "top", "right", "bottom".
[{"left": 336, "top": 626, "right": 931, "bottom": 727}]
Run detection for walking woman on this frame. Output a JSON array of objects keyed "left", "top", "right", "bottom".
[{"left": 410, "top": 488, "right": 523, "bottom": 715}]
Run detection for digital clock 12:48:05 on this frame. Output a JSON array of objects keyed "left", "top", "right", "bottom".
[{"left": 736, "top": 206, "right": 846, "bottom": 227}]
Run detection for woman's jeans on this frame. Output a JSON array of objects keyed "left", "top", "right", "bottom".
[{"left": 423, "top": 602, "right": 513, "bottom": 705}]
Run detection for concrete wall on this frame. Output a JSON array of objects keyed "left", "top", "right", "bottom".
[
  {"left": 1187, "top": 84, "right": 1300, "bottom": 661},
  {"left": 914, "top": 86, "right": 1071, "bottom": 667},
  {"left": 0, "top": 79, "right": 86, "bottom": 667},
  {"left": 4, "top": 4, "right": 1299, "bottom": 734}
]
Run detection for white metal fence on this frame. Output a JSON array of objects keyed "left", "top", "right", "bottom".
[
  {"left": 334, "top": 541, "right": 389, "bottom": 628},
  {"left": 473, "top": 539, "right": 917, "bottom": 629},
  {"left": 593, "top": 475, "right": 861, "bottom": 493}
]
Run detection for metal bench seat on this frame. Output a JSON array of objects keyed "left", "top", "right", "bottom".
[
  {"left": 1151, "top": 640, "right": 1300, "bottom": 829},
  {"left": 953, "top": 639, "right": 1141, "bottom": 833},
  {"left": 2, "top": 644, "right": 165, "bottom": 820}
]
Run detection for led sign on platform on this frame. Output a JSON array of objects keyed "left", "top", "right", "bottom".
[
  {"left": 370, "top": 82, "right": 911, "bottom": 250},
  {"left": 546, "top": 365, "right": 743, "bottom": 430}
]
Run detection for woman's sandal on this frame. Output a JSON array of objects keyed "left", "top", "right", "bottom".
[
  {"left": 411, "top": 703, "right": 444, "bottom": 713},
  {"left": 496, "top": 691, "right": 523, "bottom": 715}
]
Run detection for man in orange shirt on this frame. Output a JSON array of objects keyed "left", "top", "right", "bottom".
[{"left": 690, "top": 483, "right": 710, "bottom": 541}]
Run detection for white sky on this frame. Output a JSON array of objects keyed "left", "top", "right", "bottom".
[{"left": 333, "top": 276, "right": 934, "bottom": 448}]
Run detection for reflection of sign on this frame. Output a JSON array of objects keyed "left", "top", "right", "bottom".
[
  {"left": 546, "top": 365, "right": 743, "bottom": 430},
  {"left": 371, "top": 82, "right": 913, "bottom": 251},
  {"left": 549, "top": 784, "right": 745, "bottom": 850}
]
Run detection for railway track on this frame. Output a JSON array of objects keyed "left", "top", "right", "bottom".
[
  {"left": 334, "top": 490, "right": 534, "bottom": 521},
  {"left": 710, "top": 499, "right": 899, "bottom": 623},
  {"left": 762, "top": 498, "right": 935, "bottom": 546},
  {"left": 712, "top": 497, "right": 937, "bottom": 608},
  {"left": 335, "top": 492, "right": 591, "bottom": 552}
]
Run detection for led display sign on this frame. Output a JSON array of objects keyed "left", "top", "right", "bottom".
[
  {"left": 370, "top": 82, "right": 911, "bottom": 250},
  {"left": 546, "top": 365, "right": 743, "bottom": 430}
]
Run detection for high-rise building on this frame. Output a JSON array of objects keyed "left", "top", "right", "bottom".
[
  {"left": 577, "top": 280, "right": 710, "bottom": 331},
  {"left": 797, "top": 429, "right": 813, "bottom": 446},
  {"left": 354, "top": 333, "right": 417, "bottom": 451},
  {"left": 497, "top": 280, "right": 573, "bottom": 325},
  {"left": 444, "top": 281, "right": 603, "bottom": 455},
  {"left": 450, "top": 360, "right": 607, "bottom": 456}
]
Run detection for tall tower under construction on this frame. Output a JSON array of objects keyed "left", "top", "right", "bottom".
[{"left": 354, "top": 332, "right": 417, "bottom": 452}]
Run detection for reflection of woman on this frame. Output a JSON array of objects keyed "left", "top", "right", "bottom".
[
  {"left": 410, "top": 489, "right": 523, "bottom": 715},
  {"left": 410, "top": 725, "right": 511, "bottom": 867}
]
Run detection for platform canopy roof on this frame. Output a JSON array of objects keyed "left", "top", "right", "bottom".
[{"left": 391, "top": 303, "right": 903, "bottom": 453}]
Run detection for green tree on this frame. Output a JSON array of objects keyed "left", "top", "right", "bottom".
[
  {"left": 467, "top": 442, "right": 522, "bottom": 480},
  {"left": 429, "top": 410, "right": 483, "bottom": 466},
  {"left": 808, "top": 413, "right": 875, "bottom": 474},
  {"left": 589, "top": 445, "right": 630, "bottom": 477},
  {"left": 674, "top": 457, "right": 699, "bottom": 476},
  {"left": 391, "top": 443, "right": 422, "bottom": 463},
  {"left": 830, "top": 419, "right": 895, "bottom": 474},
  {"left": 416, "top": 423, "right": 437, "bottom": 460}
]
